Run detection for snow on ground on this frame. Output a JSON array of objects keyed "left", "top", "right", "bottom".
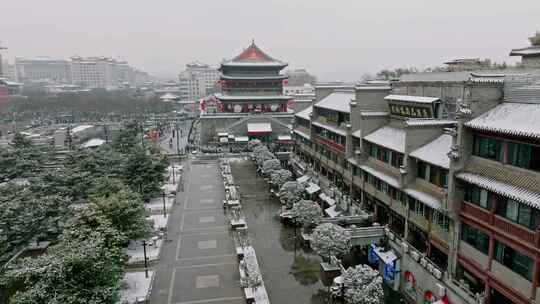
[
  {"left": 126, "top": 239, "right": 163, "bottom": 264},
  {"left": 145, "top": 197, "right": 174, "bottom": 214},
  {"left": 119, "top": 271, "right": 155, "bottom": 304},
  {"left": 149, "top": 214, "right": 169, "bottom": 231}
]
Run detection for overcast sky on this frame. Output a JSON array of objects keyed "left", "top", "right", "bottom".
[{"left": 2, "top": 0, "right": 540, "bottom": 80}]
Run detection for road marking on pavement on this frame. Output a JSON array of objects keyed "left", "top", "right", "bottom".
[
  {"left": 197, "top": 240, "right": 217, "bottom": 249},
  {"left": 177, "top": 254, "right": 235, "bottom": 261},
  {"left": 199, "top": 216, "right": 215, "bottom": 223},
  {"left": 199, "top": 198, "right": 214, "bottom": 204},
  {"left": 175, "top": 235, "right": 183, "bottom": 260},
  {"left": 174, "top": 262, "right": 236, "bottom": 269},
  {"left": 195, "top": 274, "right": 220, "bottom": 288},
  {"left": 180, "top": 229, "right": 229, "bottom": 236},
  {"left": 173, "top": 297, "right": 243, "bottom": 304},
  {"left": 167, "top": 267, "right": 177, "bottom": 304}
]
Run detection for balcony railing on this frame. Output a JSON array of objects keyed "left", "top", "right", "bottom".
[
  {"left": 493, "top": 216, "right": 536, "bottom": 245},
  {"left": 313, "top": 134, "right": 346, "bottom": 154},
  {"left": 460, "top": 202, "right": 491, "bottom": 224}
]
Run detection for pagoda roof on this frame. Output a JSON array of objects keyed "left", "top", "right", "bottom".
[
  {"left": 509, "top": 46, "right": 540, "bottom": 57},
  {"left": 222, "top": 41, "right": 287, "bottom": 68},
  {"left": 221, "top": 74, "right": 287, "bottom": 80},
  {"left": 215, "top": 93, "right": 292, "bottom": 101}
]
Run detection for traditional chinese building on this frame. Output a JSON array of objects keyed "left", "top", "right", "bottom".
[{"left": 199, "top": 41, "right": 294, "bottom": 145}]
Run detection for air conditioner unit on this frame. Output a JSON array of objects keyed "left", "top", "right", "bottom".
[
  {"left": 433, "top": 268, "right": 442, "bottom": 280},
  {"left": 410, "top": 251, "right": 420, "bottom": 261},
  {"left": 426, "top": 263, "right": 434, "bottom": 273},
  {"left": 401, "top": 242, "right": 409, "bottom": 253},
  {"left": 420, "top": 258, "right": 427, "bottom": 267}
]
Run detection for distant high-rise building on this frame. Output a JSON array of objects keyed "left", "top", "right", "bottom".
[
  {"left": 285, "top": 69, "right": 317, "bottom": 86},
  {"left": 178, "top": 61, "right": 220, "bottom": 101},
  {"left": 2, "top": 59, "right": 16, "bottom": 81},
  {"left": 70, "top": 56, "right": 134, "bottom": 88},
  {"left": 14, "top": 57, "right": 72, "bottom": 84}
]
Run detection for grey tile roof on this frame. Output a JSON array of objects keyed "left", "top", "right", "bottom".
[
  {"left": 457, "top": 172, "right": 540, "bottom": 210},
  {"left": 294, "top": 105, "right": 312, "bottom": 120},
  {"left": 314, "top": 91, "right": 354, "bottom": 113},
  {"left": 409, "top": 134, "right": 452, "bottom": 169},
  {"left": 465, "top": 102, "right": 540, "bottom": 139},
  {"left": 363, "top": 126, "right": 406, "bottom": 153},
  {"left": 385, "top": 94, "right": 440, "bottom": 104}
]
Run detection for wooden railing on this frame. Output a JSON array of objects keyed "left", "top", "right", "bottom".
[
  {"left": 313, "top": 134, "right": 346, "bottom": 154},
  {"left": 493, "top": 216, "right": 536, "bottom": 245},
  {"left": 461, "top": 202, "right": 491, "bottom": 224}
]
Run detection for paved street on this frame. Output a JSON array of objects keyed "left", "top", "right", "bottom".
[
  {"left": 159, "top": 119, "right": 192, "bottom": 154},
  {"left": 150, "top": 159, "right": 244, "bottom": 304}
]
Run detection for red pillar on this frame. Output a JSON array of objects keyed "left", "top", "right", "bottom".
[{"left": 532, "top": 261, "right": 540, "bottom": 301}]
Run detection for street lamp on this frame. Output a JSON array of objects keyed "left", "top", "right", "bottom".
[
  {"left": 162, "top": 191, "right": 167, "bottom": 218},
  {"left": 142, "top": 240, "right": 148, "bottom": 278}
]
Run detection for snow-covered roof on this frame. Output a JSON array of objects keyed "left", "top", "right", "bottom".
[
  {"left": 319, "top": 193, "right": 336, "bottom": 206},
  {"left": 314, "top": 91, "right": 354, "bottom": 113},
  {"left": 81, "top": 138, "right": 106, "bottom": 149},
  {"left": 215, "top": 94, "right": 292, "bottom": 101},
  {"left": 465, "top": 102, "right": 540, "bottom": 139},
  {"left": 360, "top": 111, "right": 390, "bottom": 117},
  {"left": 405, "top": 119, "right": 457, "bottom": 127},
  {"left": 404, "top": 188, "right": 442, "bottom": 210},
  {"left": 235, "top": 136, "right": 249, "bottom": 142},
  {"left": 363, "top": 126, "right": 406, "bottom": 153},
  {"left": 359, "top": 164, "right": 399, "bottom": 188},
  {"left": 221, "top": 75, "right": 287, "bottom": 80},
  {"left": 311, "top": 121, "right": 347, "bottom": 136},
  {"left": 399, "top": 71, "right": 472, "bottom": 83},
  {"left": 510, "top": 46, "right": 540, "bottom": 56},
  {"left": 306, "top": 183, "right": 321, "bottom": 194},
  {"left": 293, "top": 129, "right": 310, "bottom": 140},
  {"left": 278, "top": 135, "right": 292, "bottom": 141},
  {"left": 71, "top": 125, "right": 93, "bottom": 133},
  {"left": 247, "top": 123, "right": 272, "bottom": 133},
  {"left": 160, "top": 93, "right": 179, "bottom": 100},
  {"left": 457, "top": 172, "right": 540, "bottom": 210},
  {"left": 384, "top": 94, "right": 440, "bottom": 104},
  {"left": 217, "top": 132, "right": 229, "bottom": 137},
  {"left": 325, "top": 205, "right": 341, "bottom": 218},
  {"left": 222, "top": 41, "right": 287, "bottom": 68},
  {"left": 296, "top": 175, "right": 310, "bottom": 184},
  {"left": 352, "top": 130, "right": 361, "bottom": 138},
  {"left": 409, "top": 134, "right": 452, "bottom": 169},
  {"left": 355, "top": 86, "right": 391, "bottom": 90},
  {"left": 294, "top": 105, "right": 312, "bottom": 121}
]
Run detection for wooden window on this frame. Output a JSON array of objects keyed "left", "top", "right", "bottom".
[{"left": 495, "top": 241, "right": 533, "bottom": 281}]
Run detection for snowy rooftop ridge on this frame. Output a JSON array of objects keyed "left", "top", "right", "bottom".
[
  {"left": 314, "top": 91, "right": 354, "bottom": 113},
  {"left": 384, "top": 94, "right": 440, "bottom": 104},
  {"left": 465, "top": 102, "right": 540, "bottom": 139},
  {"left": 294, "top": 105, "right": 312, "bottom": 120},
  {"left": 457, "top": 172, "right": 540, "bottom": 210},
  {"left": 363, "top": 126, "right": 406, "bottom": 153},
  {"left": 409, "top": 134, "right": 452, "bottom": 169}
]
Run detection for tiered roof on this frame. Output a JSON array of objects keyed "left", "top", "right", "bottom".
[{"left": 222, "top": 41, "right": 287, "bottom": 68}]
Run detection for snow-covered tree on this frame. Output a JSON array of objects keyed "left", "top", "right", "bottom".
[
  {"left": 310, "top": 223, "right": 351, "bottom": 258},
  {"left": 270, "top": 169, "right": 292, "bottom": 188},
  {"left": 278, "top": 181, "right": 305, "bottom": 208},
  {"left": 290, "top": 200, "right": 322, "bottom": 227},
  {"left": 340, "top": 265, "right": 384, "bottom": 304},
  {"left": 256, "top": 150, "right": 275, "bottom": 167},
  {"left": 262, "top": 159, "right": 281, "bottom": 175}
]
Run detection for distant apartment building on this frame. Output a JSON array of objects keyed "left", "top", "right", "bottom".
[
  {"left": 70, "top": 56, "right": 135, "bottom": 88},
  {"left": 2, "top": 60, "right": 16, "bottom": 81},
  {"left": 178, "top": 61, "right": 220, "bottom": 101},
  {"left": 285, "top": 68, "right": 317, "bottom": 86},
  {"left": 14, "top": 57, "right": 71, "bottom": 84}
]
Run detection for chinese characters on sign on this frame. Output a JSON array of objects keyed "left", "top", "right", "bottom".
[{"left": 389, "top": 103, "right": 433, "bottom": 119}]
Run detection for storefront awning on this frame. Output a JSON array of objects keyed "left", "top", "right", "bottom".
[
  {"left": 296, "top": 175, "right": 310, "bottom": 184},
  {"left": 247, "top": 123, "right": 272, "bottom": 136},
  {"left": 325, "top": 205, "right": 341, "bottom": 218}
]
